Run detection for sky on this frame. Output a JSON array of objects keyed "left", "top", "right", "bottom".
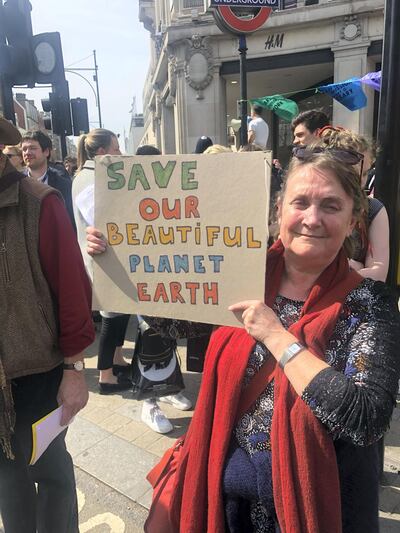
[{"left": 19, "top": 0, "right": 150, "bottom": 147}]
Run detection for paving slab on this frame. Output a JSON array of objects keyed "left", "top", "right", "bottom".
[
  {"left": 137, "top": 487, "right": 153, "bottom": 510},
  {"left": 114, "top": 400, "right": 144, "bottom": 422},
  {"left": 379, "top": 512, "right": 400, "bottom": 532},
  {"left": 73, "top": 433, "right": 158, "bottom": 503},
  {"left": 66, "top": 416, "right": 110, "bottom": 458}
]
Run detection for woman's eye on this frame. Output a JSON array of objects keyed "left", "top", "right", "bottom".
[{"left": 324, "top": 204, "right": 340, "bottom": 212}]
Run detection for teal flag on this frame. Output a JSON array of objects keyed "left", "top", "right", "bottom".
[{"left": 250, "top": 95, "right": 299, "bottom": 122}]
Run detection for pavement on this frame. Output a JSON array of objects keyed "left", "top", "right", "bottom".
[
  {"left": 1, "top": 317, "right": 400, "bottom": 532},
  {"left": 65, "top": 318, "right": 199, "bottom": 531}
]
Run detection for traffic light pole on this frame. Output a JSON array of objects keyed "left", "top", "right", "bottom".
[
  {"left": 65, "top": 49, "right": 103, "bottom": 128},
  {"left": 59, "top": 133, "right": 67, "bottom": 159},
  {"left": 375, "top": 0, "right": 400, "bottom": 288},
  {"left": 0, "top": 76, "right": 15, "bottom": 123},
  {"left": 238, "top": 35, "right": 248, "bottom": 147},
  {"left": 93, "top": 50, "right": 102, "bottom": 128}
]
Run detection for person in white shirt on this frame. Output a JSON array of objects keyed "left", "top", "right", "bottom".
[{"left": 248, "top": 105, "right": 269, "bottom": 148}]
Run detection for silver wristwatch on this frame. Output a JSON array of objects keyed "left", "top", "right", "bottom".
[
  {"left": 63, "top": 360, "right": 85, "bottom": 372},
  {"left": 279, "top": 342, "right": 305, "bottom": 370}
]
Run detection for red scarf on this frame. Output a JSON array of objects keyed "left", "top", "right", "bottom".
[{"left": 170, "top": 240, "right": 362, "bottom": 533}]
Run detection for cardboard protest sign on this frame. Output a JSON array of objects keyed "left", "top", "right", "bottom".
[{"left": 93, "top": 152, "right": 270, "bottom": 327}]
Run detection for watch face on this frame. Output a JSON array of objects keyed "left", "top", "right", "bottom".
[
  {"left": 74, "top": 361, "right": 84, "bottom": 371},
  {"left": 34, "top": 42, "right": 57, "bottom": 74}
]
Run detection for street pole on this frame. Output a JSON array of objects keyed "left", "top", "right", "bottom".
[
  {"left": 0, "top": 2, "right": 14, "bottom": 123},
  {"left": 375, "top": 0, "right": 400, "bottom": 288},
  {"left": 93, "top": 50, "right": 102, "bottom": 128},
  {"left": 238, "top": 35, "right": 248, "bottom": 147},
  {"left": 0, "top": 76, "right": 15, "bottom": 123},
  {"left": 59, "top": 133, "right": 67, "bottom": 159}
]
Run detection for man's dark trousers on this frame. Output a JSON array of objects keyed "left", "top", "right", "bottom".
[{"left": 0, "top": 366, "right": 78, "bottom": 533}]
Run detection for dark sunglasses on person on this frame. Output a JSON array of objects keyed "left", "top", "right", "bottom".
[
  {"left": 6, "top": 153, "right": 19, "bottom": 159},
  {"left": 292, "top": 145, "right": 364, "bottom": 181}
]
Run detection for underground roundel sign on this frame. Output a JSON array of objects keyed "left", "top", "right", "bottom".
[{"left": 210, "top": 1, "right": 277, "bottom": 35}]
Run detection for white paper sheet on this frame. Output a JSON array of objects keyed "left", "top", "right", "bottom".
[{"left": 29, "top": 406, "right": 74, "bottom": 465}]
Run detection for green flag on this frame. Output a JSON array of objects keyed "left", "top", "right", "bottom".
[{"left": 250, "top": 95, "right": 299, "bottom": 122}]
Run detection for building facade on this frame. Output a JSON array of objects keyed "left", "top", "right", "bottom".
[
  {"left": 139, "top": 0, "right": 384, "bottom": 160},
  {"left": 126, "top": 97, "right": 145, "bottom": 154}
]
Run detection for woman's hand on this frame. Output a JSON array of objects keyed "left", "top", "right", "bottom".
[
  {"left": 228, "top": 300, "right": 285, "bottom": 346},
  {"left": 86, "top": 226, "right": 107, "bottom": 256}
]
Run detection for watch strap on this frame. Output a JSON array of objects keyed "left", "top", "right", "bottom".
[{"left": 279, "top": 342, "right": 305, "bottom": 370}]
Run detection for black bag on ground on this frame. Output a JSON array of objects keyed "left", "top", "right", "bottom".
[{"left": 131, "top": 326, "right": 184, "bottom": 400}]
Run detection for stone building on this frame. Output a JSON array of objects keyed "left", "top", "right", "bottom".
[{"left": 138, "top": 0, "right": 384, "bottom": 161}]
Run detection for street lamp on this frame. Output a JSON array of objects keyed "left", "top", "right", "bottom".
[{"left": 65, "top": 50, "right": 102, "bottom": 128}]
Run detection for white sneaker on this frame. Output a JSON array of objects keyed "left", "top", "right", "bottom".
[
  {"left": 159, "top": 392, "right": 192, "bottom": 411},
  {"left": 141, "top": 399, "right": 173, "bottom": 434}
]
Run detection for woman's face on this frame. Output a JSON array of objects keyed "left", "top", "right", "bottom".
[
  {"left": 278, "top": 165, "right": 356, "bottom": 270},
  {"left": 107, "top": 135, "right": 121, "bottom": 155},
  {"left": 96, "top": 135, "right": 121, "bottom": 156}
]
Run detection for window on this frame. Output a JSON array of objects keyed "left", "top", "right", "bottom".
[
  {"left": 183, "top": 0, "right": 204, "bottom": 8},
  {"left": 281, "top": 0, "right": 297, "bottom": 9}
]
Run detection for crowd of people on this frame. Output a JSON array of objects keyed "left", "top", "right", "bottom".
[{"left": 0, "top": 104, "right": 399, "bottom": 533}]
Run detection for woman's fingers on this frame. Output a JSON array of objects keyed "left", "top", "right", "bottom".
[
  {"left": 86, "top": 226, "right": 107, "bottom": 255},
  {"left": 86, "top": 226, "right": 103, "bottom": 237},
  {"left": 87, "top": 243, "right": 106, "bottom": 256},
  {"left": 87, "top": 233, "right": 105, "bottom": 245},
  {"left": 228, "top": 300, "right": 261, "bottom": 312}
]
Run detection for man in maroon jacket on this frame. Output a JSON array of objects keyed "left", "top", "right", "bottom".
[{"left": 0, "top": 117, "right": 95, "bottom": 533}]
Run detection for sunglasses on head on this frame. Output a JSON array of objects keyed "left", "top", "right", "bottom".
[
  {"left": 292, "top": 145, "right": 365, "bottom": 182},
  {"left": 292, "top": 145, "right": 364, "bottom": 165}
]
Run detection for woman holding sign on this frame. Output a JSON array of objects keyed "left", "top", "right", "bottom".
[
  {"left": 145, "top": 147, "right": 400, "bottom": 533},
  {"left": 81, "top": 140, "right": 193, "bottom": 433},
  {"left": 72, "top": 128, "right": 133, "bottom": 394}
]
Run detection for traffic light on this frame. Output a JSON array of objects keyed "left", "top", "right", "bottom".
[
  {"left": 71, "top": 98, "right": 89, "bottom": 136},
  {"left": 41, "top": 80, "right": 72, "bottom": 136},
  {"left": 0, "top": 0, "right": 35, "bottom": 86},
  {"left": 41, "top": 97, "right": 52, "bottom": 130},
  {"left": 0, "top": 1, "right": 66, "bottom": 86},
  {"left": 31, "top": 32, "right": 66, "bottom": 84}
]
